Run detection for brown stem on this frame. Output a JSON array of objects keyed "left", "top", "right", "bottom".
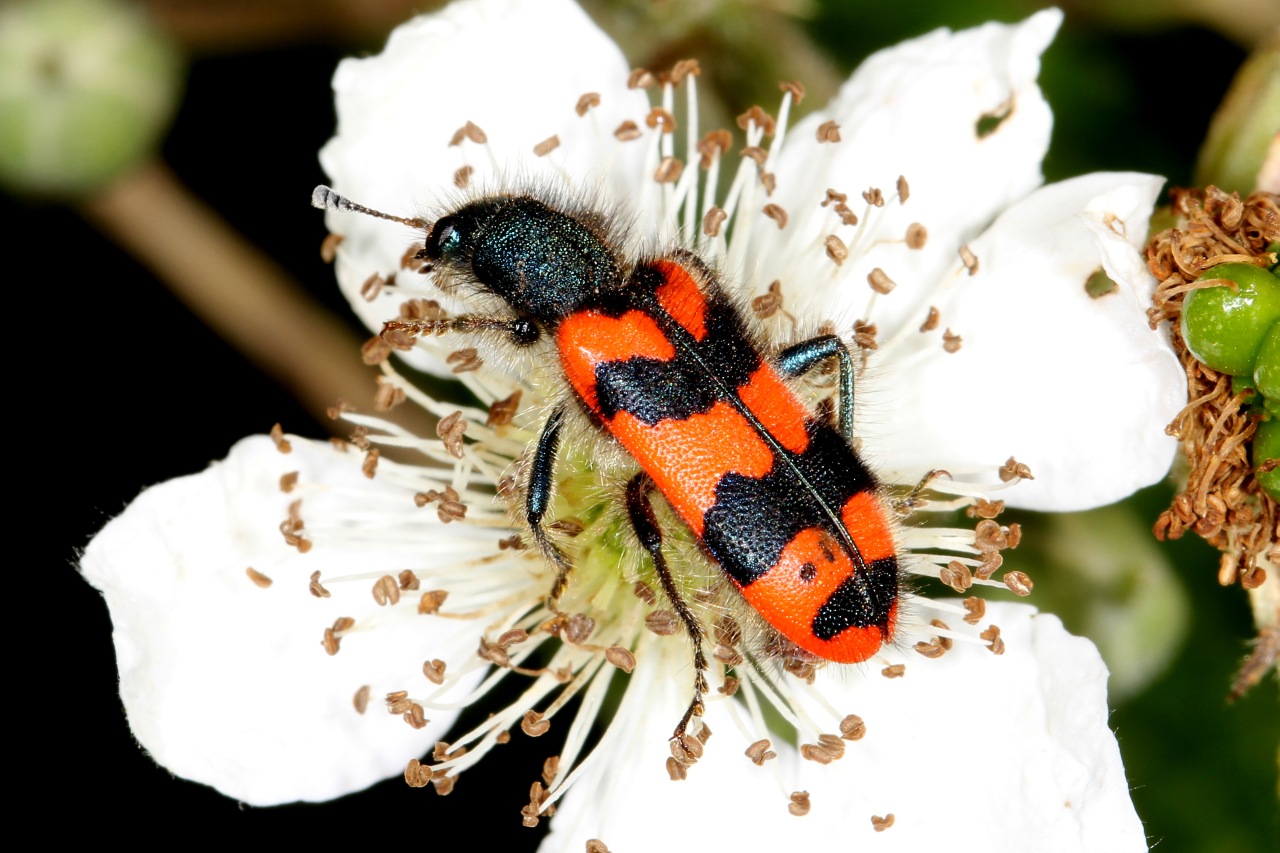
[{"left": 78, "top": 160, "right": 425, "bottom": 436}]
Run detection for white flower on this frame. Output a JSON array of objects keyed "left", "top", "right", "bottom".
[{"left": 81, "top": 0, "right": 1179, "bottom": 850}]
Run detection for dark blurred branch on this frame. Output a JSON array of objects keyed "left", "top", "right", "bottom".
[{"left": 79, "top": 161, "right": 428, "bottom": 436}]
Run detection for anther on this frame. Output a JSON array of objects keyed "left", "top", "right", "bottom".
[
  {"left": 814, "top": 119, "right": 844, "bottom": 140},
  {"left": 385, "top": 691, "right": 411, "bottom": 714},
  {"left": 308, "top": 571, "right": 330, "bottom": 598},
  {"left": 714, "top": 644, "right": 743, "bottom": 666},
  {"left": 853, "top": 319, "right": 878, "bottom": 350},
  {"left": 372, "top": 574, "right": 400, "bottom": 605},
  {"left": 575, "top": 92, "right": 601, "bottom": 116},
  {"left": 633, "top": 581, "right": 658, "bottom": 604},
  {"left": 448, "top": 120, "right": 487, "bottom": 146},
  {"left": 763, "top": 204, "right": 788, "bottom": 229},
  {"left": 1003, "top": 571, "right": 1034, "bottom": 596},
  {"left": 697, "top": 129, "right": 732, "bottom": 168},
  {"left": 586, "top": 840, "right": 611, "bottom": 853},
  {"left": 362, "top": 335, "right": 393, "bottom": 364},
  {"left": 962, "top": 596, "right": 986, "bottom": 624},
  {"left": 353, "top": 685, "right": 370, "bottom": 715},
  {"left": 778, "top": 80, "right": 805, "bottom": 102},
  {"left": 942, "top": 328, "right": 963, "bottom": 353},
  {"left": 270, "top": 423, "right": 292, "bottom": 454},
  {"left": 362, "top": 448, "right": 379, "bottom": 479},
  {"left": 975, "top": 551, "right": 1002, "bottom": 580},
  {"left": 401, "top": 245, "right": 428, "bottom": 271},
  {"left": 939, "top": 560, "right": 973, "bottom": 592},
  {"left": 736, "top": 105, "right": 776, "bottom": 135},
  {"left": 871, "top": 814, "right": 895, "bottom": 832},
  {"left": 868, "top": 268, "right": 896, "bottom": 294},
  {"left": 487, "top": 390, "right": 522, "bottom": 426},
  {"left": 981, "top": 625, "right": 1005, "bottom": 655},
  {"left": 320, "top": 232, "right": 342, "bottom": 263},
  {"left": 670, "top": 59, "right": 701, "bottom": 83},
  {"left": 966, "top": 498, "right": 1005, "bottom": 519},
  {"left": 788, "top": 791, "right": 811, "bottom": 817},
  {"left": 655, "top": 156, "right": 683, "bottom": 183},
  {"left": 564, "top": 613, "right": 596, "bottom": 643},
  {"left": 928, "top": 620, "right": 955, "bottom": 650},
  {"left": 670, "top": 732, "right": 704, "bottom": 765},
  {"left": 897, "top": 176, "right": 910, "bottom": 203},
  {"left": 533, "top": 135, "right": 560, "bottom": 157},
  {"left": 423, "top": 659, "right": 447, "bottom": 684},
  {"left": 703, "top": 206, "right": 728, "bottom": 237},
  {"left": 447, "top": 347, "right": 483, "bottom": 373},
  {"left": 840, "top": 714, "right": 866, "bottom": 740},
  {"left": 521, "top": 781, "right": 549, "bottom": 826},
  {"left": 521, "top": 710, "right": 551, "bottom": 737},
  {"left": 542, "top": 755, "right": 561, "bottom": 787},
  {"left": 882, "top": 663, "right": 905, "bottom": 678},
  {"left": 800, "top": 743, "right": 836, "bottom": 764},
  {"left": 360, "top": 272, "right": 386, "bottom": 301},
  {"left": 245, "top": 567, "right": 272, "bottom": 588},
  {"left": 959, "top": 243, "right": 980, "bottom": 275},
  {"left": 719, "top": 676, "right": 740, "bottom": 696},
  {"left": 418, "top": 590, "right": 448, "bottom": 614},
  {"left": 627, "top": 68, "right": 656, "bottom": 88},
  {"left": 605, "top": 645, "right": 636, "bottom": 672},
  {"left": 404, "top": 758, "right": 432, "bottom": 788},
  {"left": 752, "top": 280, "right": 784, "bottom": 319},
  {"left": 999, "top": 457, "right": 1035, "bottom": 481},
  {"left": 825, "top": 235, "right": 849, "bottom": 266},
  {"left": 404, "top": 703, "right": 429, "bottom": 729},
  {"left": 646, "top": 610, "right": 678, "bottom": 635},
  {"left": 646, "top": 107, "right": 676, "bottom": 133},
  {"left": 614, "top": 120, "right": 642, "bottom": 141},
  {"left": 914, "top": 639, "right": 946, "bottom": 658},
  {"left": 373, "top": 378, "right": 406, "bottom": 411},
  {"left": 665, "top": 757, "right": 688, "bottom": 781},
  {"left": 906, "top": 222, "right": 928, "bottom": 249},
  {"left": 550, "top": 518, "right": 586, "bottom": 537},
  {"left": 863, "top": 188, "right": 884, "bottom": 206},
  {"left": 453, "top": 165, "right": 473, "bottom": 188},
  {"left": 436, "top": 411, "right": 467, "bottom": 458}
]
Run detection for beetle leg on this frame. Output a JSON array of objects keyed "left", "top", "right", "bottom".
[
  {"left": 526, "top": 404, "right": 574, "bottom": 610},
  {"left": 776, "top": 334, "right": 856, "bottom": 442},
  {"left": 383, "top": 314, "right": 540, "bottom": 347},
  {"left": 625, "top": 472, "right": 708, "bottom": 749}
]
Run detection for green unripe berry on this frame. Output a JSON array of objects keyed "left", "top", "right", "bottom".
[
  {"left": 1253, "top": 418, "right": 1280, "bottom": 501},
  {"left": 1180, "top": 263, "right": 1280, "bottom": 376},
  {"left": 1253, "top": 322, "right": 1280, "bottom": 401}
]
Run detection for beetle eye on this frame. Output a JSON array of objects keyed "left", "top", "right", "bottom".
[{"left": 426, "top": 217, "right": 461, "bottom": 260}]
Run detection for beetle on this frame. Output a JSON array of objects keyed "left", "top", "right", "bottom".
[{"left": 312, "top": 185, "right": 902, "bottom": 748}]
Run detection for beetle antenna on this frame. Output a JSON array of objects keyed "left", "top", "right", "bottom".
[{"left": 311, "top": 185, "right": 428, "bottom": 229}]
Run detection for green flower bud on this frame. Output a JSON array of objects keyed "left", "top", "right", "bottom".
[
  {"left": 0, "top": 0, "right": 183, "bottom": 196},
  {"left": 1180, "top": 263, "right": 1280, "bottom": 376}
]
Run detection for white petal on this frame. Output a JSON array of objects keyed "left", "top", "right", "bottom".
[
  {"left": 866, "top": 172, "right": 1183, "bottom": 510},
  {"left": 543, "top": 603, "right": 1146, "bottom": 853},
  {"left": 319, "top": 0, "right": 650, "bottom": 372},
  {"left": 80, "top": 436, "right": 482, "bottom": 805},
  {"left": 750, "top": 9, "right": 1061, "bottom": 326}
]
